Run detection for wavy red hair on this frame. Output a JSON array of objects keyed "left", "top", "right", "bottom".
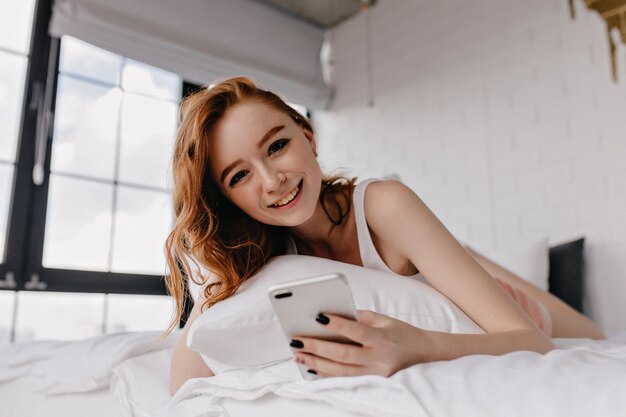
[{"left": 163, "top": 77, "right": 354, "bottom": 336}]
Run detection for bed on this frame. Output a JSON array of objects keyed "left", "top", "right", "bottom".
[
  {"left": 2, "top": 330, "right": 626, "bottom": 417},
  {"left": 2, "top": 252, "right": 625, "bottom": 417}
]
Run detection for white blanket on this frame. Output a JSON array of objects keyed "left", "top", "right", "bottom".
[
  {"left": 2, "top": 332, "right": 626, "bottom": 417},
  {"left": 158, "top": 335, "right": 626, "bottom": 417}
]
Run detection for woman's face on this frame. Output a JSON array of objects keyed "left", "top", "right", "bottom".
[{"left": 208, "top": 100, "right": 322, "bottom": 227}]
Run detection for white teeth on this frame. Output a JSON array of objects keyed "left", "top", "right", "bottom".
[{"left": 271, "top": 184, "right": 300, "bottom": 207}]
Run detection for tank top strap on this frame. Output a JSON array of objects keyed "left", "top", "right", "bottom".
[{"left": 353, "top": 178, "right": 396, "bottom": 273}]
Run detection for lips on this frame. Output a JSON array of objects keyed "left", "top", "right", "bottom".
[{"left": 269, "top": 180, "right": 302, "bottom": 208}]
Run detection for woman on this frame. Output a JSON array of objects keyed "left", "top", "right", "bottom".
[{"left": 165, "top": 77, "right": 604, "bottom": 394}]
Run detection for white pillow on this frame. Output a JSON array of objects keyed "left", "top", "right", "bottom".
[
  {"left": 187, "top": 255, "right": 484, "bottom": 374},
  {"left": 466, "top": 237, "right": 549, "bottom": 291}
]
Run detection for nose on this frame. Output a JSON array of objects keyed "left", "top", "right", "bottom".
[{"left": 258, "top": 164, "right": 286, "bottom": 193}]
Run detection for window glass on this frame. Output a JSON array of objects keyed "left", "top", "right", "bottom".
[
  {"left": 105, "top": 293, "right": 174, "bottom": 333},
  {"left": 111, "top": 186, "right": 171, "bottom": 274},
  {"left": 0, "top": 290, "right": 15, "bottom": 345},
  {"left": 58, "top": 36, "right": 123, "bottom": 86},
  {"left": 44, "top": 36, "right": 180, "bottom": 274},
  {"left": 0, "top": 164, "right": 14, "bottom": 261},
  {"left": 118, "top": 93, "right": 178, "bottom": 189},
  {"left": 121, "top": 59, "right": 181, "bottom": 101},
  {"left": 0, "top": 0, "right": 37, "bottom": 54},
  {"left": 14, "top": 291, "right": 105, "bottom": 341},
  {"left": 0, "top": 0, "right": 35, "bottom": 268},
  {"left": 42, "top": 175, "right": 114, "bottom": 271},
  {"left": 0, "top": 51, "right": 28, "bottom": 162},
  {"left": 51, "top": 75, "right": 121, "bottom": 180}
]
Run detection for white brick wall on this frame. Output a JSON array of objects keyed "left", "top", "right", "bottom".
[{"left": 313, "top": 0, "right": 626, "bottom": 332}]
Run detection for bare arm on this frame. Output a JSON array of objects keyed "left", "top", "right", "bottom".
[
  {"left": 291, "top": 181, "right": 556, "bottom": 377},
  {"left": 465, "top": 246, "right": 606, "bottom": 339},
  {"left": 170, "top": 298, "right": 214, "bottom": 395},
  {"left": 365, "top": 180, "right": 554, "bottom": 358}
]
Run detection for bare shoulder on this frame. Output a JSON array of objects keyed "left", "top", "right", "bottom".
[
  {"left": 363, "top": 179, "right": 426, "bottom": 225},
  {"left": 364, "top": 178, "right": 414, "bottom": 196},
  {"left": 362, "top": 179, "right": 442, "bottom": 257}
]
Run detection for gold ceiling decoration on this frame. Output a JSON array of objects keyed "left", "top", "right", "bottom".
[{"left": 571, "top": 0, "right": 626, "bottom": 81}]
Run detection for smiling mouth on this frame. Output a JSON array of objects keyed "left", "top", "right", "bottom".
[{"left": 269, "top": 180, "right": 302, "bottom": 208}]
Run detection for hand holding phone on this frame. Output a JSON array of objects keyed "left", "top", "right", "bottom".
[{"left": 268, "top": 273, "right": 357, "bottom": 380}]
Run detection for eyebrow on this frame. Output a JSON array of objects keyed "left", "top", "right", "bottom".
[{"left": 219, "top": 125, "right": 286, "bottom": 185}]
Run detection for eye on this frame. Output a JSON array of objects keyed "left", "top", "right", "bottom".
[
  {"left": 229, "top": 170, "right": 248, "bottom": 187},
  {"left": 268, "top": 139, "right": 290, "bottom": 156}
]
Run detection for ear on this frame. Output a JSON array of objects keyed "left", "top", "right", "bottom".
[{"left": 302, "top": 128, "right": 317, "bottom": 156}]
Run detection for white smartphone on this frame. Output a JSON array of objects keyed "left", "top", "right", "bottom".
[{"left": 268, "top": 273, "right": 358, "bottom": 380}]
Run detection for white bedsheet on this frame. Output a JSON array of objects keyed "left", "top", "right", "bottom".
[
  {"left": 2, "top": 331, "right": 626, "bottom": 417},
  {"left": 159, "top": 335, "right": 626, "bottom": 417},
  {"left": 1, "top": 373, "right": 125, "bottom": 417}
]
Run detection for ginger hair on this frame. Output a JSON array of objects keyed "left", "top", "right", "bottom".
[{"left": 163, "top": 77, "right": 354, "bottom": 336}]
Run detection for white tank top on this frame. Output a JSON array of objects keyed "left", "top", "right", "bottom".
[
  {"left": 353, "top": 179, "right": 423, "bottom": 279},
  {"left": 353, "top": 178, "right": 397, "bottom": 272},
  {"left": 288, "top": 178, "right": 423, "bottom": 280}
]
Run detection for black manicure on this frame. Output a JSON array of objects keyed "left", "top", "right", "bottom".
[
  {"left": 307, "top": 369, "right": 318, "bottom": 375},
  {"left": 316, "top": 313, "right": 330, "bottom": 325},
  {"left": 290, "top": 339, "right": 304, "bottom": 349}
]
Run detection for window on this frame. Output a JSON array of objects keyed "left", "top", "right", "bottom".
[
  {"left": 0, "top": 0, "right": 309, "bottom": 344},
  {"left": 12, "top": 291, "right": 174, "bottom": 342},
  {"left": 1, "top": 0, "right": 178, "bottom": 343},
  {"left": 44, "top": 36, "right": 179, "bottom": 275},
  {"left": 0, "top": 0, "right": 37, "bottom": 264}
]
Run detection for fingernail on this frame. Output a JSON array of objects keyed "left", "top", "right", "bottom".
[
  {"left": 307, "top": 369, "right": 318, "bottom": 375},
  {"left": 290, "top": 339, "right": 304, "bottom": 349},
  {"left": 316, "top": 313, "right": 330, "bottom": 325}
]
